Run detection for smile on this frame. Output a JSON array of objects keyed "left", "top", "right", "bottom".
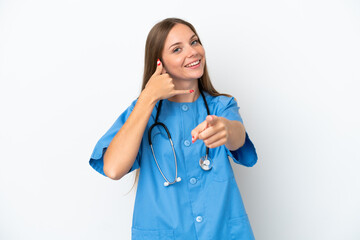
[{"left": 185, "top": 60, "right": 201, "bottom": 68}]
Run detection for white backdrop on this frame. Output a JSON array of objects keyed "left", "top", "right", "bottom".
[{"left": 1, "top": 0, "right": 359, "bottom": 239}]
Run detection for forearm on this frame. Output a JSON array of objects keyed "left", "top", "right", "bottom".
[
  {"left": 103, "top": 90, "right": 157, "bottom": 180},
  {"left": 224, "top": 118, "right": 246, "bottom": 151}
]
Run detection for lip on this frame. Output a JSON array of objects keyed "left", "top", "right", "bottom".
[{"left": 184, "top": 59, "right": 201, "bottom": 69}]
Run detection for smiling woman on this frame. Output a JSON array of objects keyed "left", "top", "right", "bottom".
[
  {"left": 89, "top": 18, "right": 258, "bottom": 240},
  {"left": 161, "top": 24, "right": 205, "bottom": 88}
]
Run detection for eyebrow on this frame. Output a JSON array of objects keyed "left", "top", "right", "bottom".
[{"left": 168, "top": 34, "right": 197, "bottom": 50}]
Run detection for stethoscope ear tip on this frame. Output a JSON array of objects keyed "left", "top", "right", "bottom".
[{"left": 164, "top": 177, "right": 182, "bottom": 187}]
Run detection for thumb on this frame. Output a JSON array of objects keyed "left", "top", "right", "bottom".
[
  {"left": 191, "top": 120, "right": 208, "bottom": 143},
  {"left": 153, "top": 59, "right": 164, "bottom": 76},
  {"left": 205, "top": 115, "right": 218, "bottom": 126}
]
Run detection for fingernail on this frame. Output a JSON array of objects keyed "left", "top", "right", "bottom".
[
  {"left": 157, "top": 59, "right": 161, "bottom": 66},
  {"left": 190, "top": 89, "right": 194, "bottom": 93}
]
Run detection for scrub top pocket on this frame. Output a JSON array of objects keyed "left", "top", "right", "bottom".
[
  {"left": 131, "top": 227, "right": 174, "bottom": 240},
  {"left": 211, "top": 148, "right": 235, "bottom": 182},
  {"left": 228, "top": 214, "right": 255, "bottom": 240}
]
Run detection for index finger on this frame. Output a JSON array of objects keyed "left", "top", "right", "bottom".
[{"left": 191, "top": 120, "right": 208, "bottom": 143}]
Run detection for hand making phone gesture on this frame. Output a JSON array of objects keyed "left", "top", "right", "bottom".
[{"left": 144, "top": 59, "right": 194, "bottom": 101}]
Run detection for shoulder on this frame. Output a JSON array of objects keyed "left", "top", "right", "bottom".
[
  {"left": 111, "top": 98, "right": 139, "bottom": 123},
  {"left": 204, "top": 91, "right": 238, "bottom": 111},
  {"left": 130, "top": 98, "right": 139, "bottom": 109}
]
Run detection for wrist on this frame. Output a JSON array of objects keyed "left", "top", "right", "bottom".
[
  {"left": 139, "top": 89, "right": 158, "bottom": 106},
  {"left": 225, "top": 119, "right": 245, "bottom": 151}
]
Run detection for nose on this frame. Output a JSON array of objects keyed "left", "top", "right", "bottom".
[{"left": 186, "top": 45, "right": 199, "bottom": 58}]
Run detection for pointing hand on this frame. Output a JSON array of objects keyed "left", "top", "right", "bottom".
[{"left": 191, "top": 115, "right": 229, "bottom": 149}]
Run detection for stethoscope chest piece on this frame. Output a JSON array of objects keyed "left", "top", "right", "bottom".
[{"left": 199, "top": 155, "right": 213, "bottom": 171}]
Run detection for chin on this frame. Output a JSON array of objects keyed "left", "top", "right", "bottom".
[
  {"left": 185, "top": 69, "right": 204, "bottom": 80},
  {"left": 192, "top": 71, "right": 204, "bottom": 80},
  {"left": 173, "top": 69, "right": 204, "bottom": 81}
]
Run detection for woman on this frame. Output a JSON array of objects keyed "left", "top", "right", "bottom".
[{"left": 89, "top": 18, "right": 257, "bottom": 240}]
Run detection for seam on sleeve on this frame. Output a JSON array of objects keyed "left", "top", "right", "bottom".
[{"left": 218, "top": 96, "right": 235, "bottom": 116}]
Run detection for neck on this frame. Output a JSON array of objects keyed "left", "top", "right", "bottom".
[{"left": 167, "top": 79, "right": 200, "bottom": 103}]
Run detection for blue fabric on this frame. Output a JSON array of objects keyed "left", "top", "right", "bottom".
[{"left": 89, "top": 91, "right": 257, "bottom": 240}]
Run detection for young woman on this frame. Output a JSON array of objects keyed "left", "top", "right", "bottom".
[{"left": 89, "top": 18, "right": 257, "bottom": 240}]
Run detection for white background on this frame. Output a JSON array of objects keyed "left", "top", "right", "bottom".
[{"left": 1, "top": 0, "right": 359, "bottom": 239}]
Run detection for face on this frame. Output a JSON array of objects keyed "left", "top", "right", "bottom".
[{"left": 161, "top": 24, "right": 206, "bottom": 82}]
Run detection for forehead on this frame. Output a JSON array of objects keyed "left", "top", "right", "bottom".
[{"left": 164, "top": 24, "right": 196, "bottom": 46}]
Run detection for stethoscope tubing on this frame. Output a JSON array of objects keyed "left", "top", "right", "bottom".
[{"left": 148, "top": 89, "right": 211, "bottom": 186}]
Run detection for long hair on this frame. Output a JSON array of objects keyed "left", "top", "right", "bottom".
[{"left": 128, "top": 18, "right": 231, "bottom": 193}]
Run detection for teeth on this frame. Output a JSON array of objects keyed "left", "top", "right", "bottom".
[{"left": 186, "top": 60, "right": 200, "bottom": 67}]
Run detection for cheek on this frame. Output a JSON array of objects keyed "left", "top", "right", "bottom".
[
  {"left": 164, "top": 57, "right": 183, "bottom": 72},
  {"left": 173, "top": 57, "right": 183, "bottom": 67},
  {"left": 200, "top": 47, "right": 206, "bottom": 58}
]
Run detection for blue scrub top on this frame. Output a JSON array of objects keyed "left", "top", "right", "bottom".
[{"left": 89, "top": 91, "right": 258, "bottom": 240}]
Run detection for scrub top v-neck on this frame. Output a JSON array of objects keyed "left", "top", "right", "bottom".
[{"left": 89, "top": 91, "right": 258, "bottom": 240}]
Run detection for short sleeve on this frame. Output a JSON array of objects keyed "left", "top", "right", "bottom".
[
  {"left": 219, "top": 97, "right": 258, "bottom": 167},
  {"left": 89, "top": 99, "right": 141, "bottom": 177}
]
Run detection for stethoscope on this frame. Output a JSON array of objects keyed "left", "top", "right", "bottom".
[{"left": 148, "top": 89, "right": 212, "bottom": 187}]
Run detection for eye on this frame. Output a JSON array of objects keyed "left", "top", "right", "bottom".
[
  {"left": 191, "top": 39, "right": 199, "bottom": 45},
  {"left": 173, "top": 47, "right": 181, "bottom": 53}
]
